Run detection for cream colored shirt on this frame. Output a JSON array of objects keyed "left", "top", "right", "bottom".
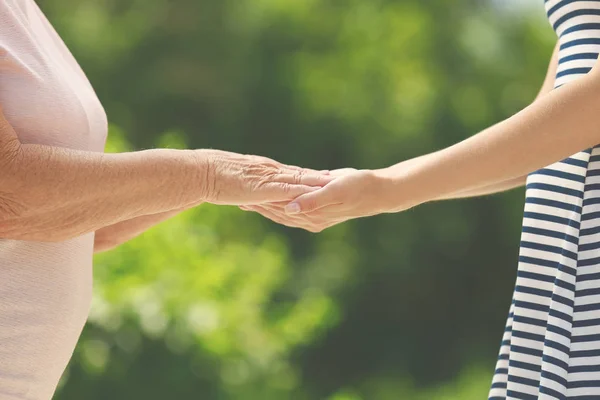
[{"left": 0, "top": 0, "right": 107, "bottom": 398}]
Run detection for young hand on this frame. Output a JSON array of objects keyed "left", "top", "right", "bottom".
[{"left": 240, "top": 168, "right": 413, "bottom": 232}]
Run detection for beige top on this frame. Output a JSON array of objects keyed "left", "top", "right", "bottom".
[{"left": 0, "top": 0, "right": 107, "bottom": 399}]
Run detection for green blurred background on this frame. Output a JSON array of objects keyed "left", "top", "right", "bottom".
[{"left": 39, "top": 0, "right": 557, "bottom": 399}]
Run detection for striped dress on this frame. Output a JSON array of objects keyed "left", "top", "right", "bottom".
[{"left": 489, "top": 1, "right": 600, "bottom": 399}]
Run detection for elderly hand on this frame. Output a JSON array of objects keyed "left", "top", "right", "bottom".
[
  {"left": 197, "top": 149, "right": 333, "bottom": 205},
  {"left": 240, "top": 168, "right": 413, "bottom": 232}
]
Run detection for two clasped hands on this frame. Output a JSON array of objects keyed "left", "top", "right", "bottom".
[
  {"left": 201, "top": 150, "right": 421, "bottom": 232},
  {"left": 200, "top": 63, "right": 600, "bottom": 233}
]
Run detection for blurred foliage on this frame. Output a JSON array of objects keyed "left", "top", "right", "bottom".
[{"left": 36, "top": 0, "right": 556, "bottom": 398}]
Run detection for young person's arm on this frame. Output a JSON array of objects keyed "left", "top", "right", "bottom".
[
  {"left": 244, "top": 45, "right": 600, "bottom": 234},
  {"left": 437, "top": 41, "right": 559, "bottom": 200},
  {"left": 282, "top": 51, "right": 600, "bottom": 222}
]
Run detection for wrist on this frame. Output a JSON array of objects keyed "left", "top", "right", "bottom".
[
  {"left": 372, "top": 163, "right": 429, "bottom": 213},
  {"left": 136, "top": 148, "right": 210, "bottom": 211},
  {"left": 190, "top": 149, "right": 215, "bottom": 202}
]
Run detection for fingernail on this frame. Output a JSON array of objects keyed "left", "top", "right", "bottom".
[{"left": 285, "top": 203, "right": 301, "bottom": 214}]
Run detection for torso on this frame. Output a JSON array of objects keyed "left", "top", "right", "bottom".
[
  {"left": 547, "top": 0, "right": 600, "bottom": 88},
  {"left": 0, "top": 1, "right": 107, "bottom": 398},
  {"left": 489, "top": 1, "right": 600, "bottom": 399}
]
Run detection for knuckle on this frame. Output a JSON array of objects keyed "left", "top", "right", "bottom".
[
  {"left": 241, "top": 164, "right": 253, "bottom": 176},
  {"left": 294, "top": 171, "right": 306, "bottom": 184},
  {"left": 280, "top": 183, "right": 292, "bottom": 194},
  {"left": 253, "top": 178, "right": 267, "bottom": 190}
]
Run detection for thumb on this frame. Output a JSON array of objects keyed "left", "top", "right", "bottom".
[{"left": 285, "top": 186, "right": 334, "bottom": 214}]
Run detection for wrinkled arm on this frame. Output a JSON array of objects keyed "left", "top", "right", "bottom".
[
  {"left": 93, "top": 207, "right": 189, "bottom": 253},
  {"left": 0, "top": 106, "right": 328, "bottom": 243},
  {"left": 0, "top": 111, "right": 206, "bottom": 242}
]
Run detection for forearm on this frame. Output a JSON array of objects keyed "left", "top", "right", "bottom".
[
  {"left": 390, "top": 152, "right": 525, "bottom": 200},
  {"left": 1, "top": 139, "right": 206, "bottom": 241},
  {"left": 434, "top": 43, "right": 559, "bottom": 201},
  {"left": 378, "top": 69, "right": 600, "bottom": 211},
  {"left": 435, "top": 175, "right": 526, "bottom": 200},
  {"left": 94, "top": 206, "right": 191, "bottom": 253}
]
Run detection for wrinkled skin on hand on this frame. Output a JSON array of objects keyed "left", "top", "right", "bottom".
[{"left": 199, "top": 150, "right": 334, "bottom": 205}]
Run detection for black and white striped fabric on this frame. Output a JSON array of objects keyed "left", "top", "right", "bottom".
[{"left": 489, "top": 1, "right": 600, "bottom": 399}]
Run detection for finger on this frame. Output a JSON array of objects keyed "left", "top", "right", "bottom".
[
  {"left": 284, "top": 186, "right": 340, "bottom": 215},
  {"left": 274, "top": 173, "right": 335, "bottom": 187},
  {"left": 257, "top": 200, "right": 345, "bottom": 214},
  {"left": 243, "top": 205, "right": 275, "bottom": 214},
  {"left": 255, "top": 204, "right": 306, "bottom": 221},
  {"left": 249, "top": 204, "right": 303, "bottom": 222},
  {"left": 302, "top": 168, "right": 330, "bottom": 175},
  {"left": 254, "top": 158, "right": 304, "bottom": 172},
  {"left": 257, "top": 205, "right": 346, "bottom": 232},
  {"left": 260, "top": 203, "right": 344, "bottom": 223},
  {"left": 257, "top": 200, "right": 289, "bottom": 208},
  {"left": 250, "top": 205, "right": 314, "bottom": 231},
  {"left": 259, "top": 183, "right": 320, "bottom": 203},
  {"left": 271, "top": 162, "right": 330, "bottom": 176},
  {"left": 299, "top": 173, "right": 335, "bottom": 187},
  {"left": 329, "top": 168, "right": 357, "bottom": 177}
]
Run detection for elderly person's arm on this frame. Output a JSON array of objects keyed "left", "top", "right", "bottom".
[
  {"left": 0, "top": 108, "right": 330, "bottom": 242},
  {"left": 93, "top": 208, "right": 187, "bottom": 253}
]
